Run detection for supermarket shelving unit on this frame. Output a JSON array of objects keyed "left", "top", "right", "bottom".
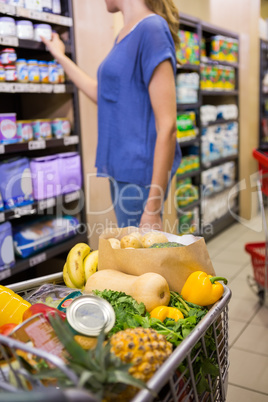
[
  {"left": 176, "top": 13, "right": 240, "bottom": 241},
  {"left": 0, "top": 0, "right": 88, "bottom": 283}
]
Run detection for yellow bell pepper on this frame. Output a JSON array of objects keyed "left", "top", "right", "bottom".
[
  {"left": 181, "top": 271, "right": 228, "bottom": 306},
  {"left": 150, "top": 306, "right": 184, "bottom": 321}
]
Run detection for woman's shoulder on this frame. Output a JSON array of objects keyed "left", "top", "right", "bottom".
[{"left": 140, "top": 14, "right": 169, "bottom": 31}]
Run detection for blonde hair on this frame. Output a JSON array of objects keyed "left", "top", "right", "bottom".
[{"left": 145, "top": 0, "right": 180, "bottom": 53}]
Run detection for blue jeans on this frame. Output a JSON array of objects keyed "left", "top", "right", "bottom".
[{"left": 109, "top": 180, "right": 150, "bottom": 228}]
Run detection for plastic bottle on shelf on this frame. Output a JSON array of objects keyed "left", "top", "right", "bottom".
[
  {"left": 16, "top": 20, "right": 34, "bottom": 40},
  {"left": 34, "top": 23, "right": 52, "bottom": 42},
  {"left": 38, "top": 60, "right": 49, "bottom": 83},
  {"left": 48, "top": 60, "right": 59, "bottom": 84},
  {"left": 5, "top": 64, "right": 17, "bottom": 81},
  {"left": 0, "top": 17, "right": 16, "bottom": 37}
]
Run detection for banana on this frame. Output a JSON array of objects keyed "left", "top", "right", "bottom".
[
  {"left": 84, "top": 250, "right": 98, "bottom": 282},
  {"left": 66, "top": 243, "right": 91, "bottom": 288},
  {"left": 63, "top": 263, "right": 77, "bottom": 288}
]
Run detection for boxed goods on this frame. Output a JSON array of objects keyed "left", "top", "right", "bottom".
[
  {"left": 0, "top": 113, "right": 18, "bottom": 144},
  {"left": 13, "top": 215, "right": 79, "bottom": 258},
  {"left": 57, "top": 152, "right": 82, "bottom": 194},
  {"left": 0, "top": 221, "right": 15, "bottom": 271},
  {"left": 0, "top": 157, "right": 33, "bottom": 209},
  {"left": 30, "top": 154, "right": 61, "bottom": 199}
]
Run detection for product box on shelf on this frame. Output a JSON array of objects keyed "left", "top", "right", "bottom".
[
  {"left": 0, "top": 221, "right": 15, "bottom": 271},
  {"left": 57, "top": 152, "right": 82, "bottom": 194},
  {"left": 30, "top": 154, "right": 61, "bottom": 200},
  {"left": 0, "top": 157, "right": 33, "bottom": 209},
  {"left": 0, "top": 113, "right": 18, "bottom": 144}
]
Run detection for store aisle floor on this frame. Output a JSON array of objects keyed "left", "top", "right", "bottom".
[{"left": 206, "top": 214, "right": 268, "bottom": 402}]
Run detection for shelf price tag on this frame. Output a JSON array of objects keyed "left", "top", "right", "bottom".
[
  {"left": 0, "top": 213, "right": 5, "bottom": 223},
  {"left": 65, "top": 191, "right": 80, "bottom": 203},
  {"left": 28, "top": 140, "right": 46, "bottom": 150},
  {"left": 53, "top": 84, "right": 66, "bottom": 93},
  {"left": 0, "top": 83, "right": 15, "bottom": 93},
  {"left": 16, "top": 7, "right": 30, "bottom": 18},
  {"left": 41, "top": 84, "right": 53, "bottom": 93},
  {"left": 0, "top": 269, "right": 11, "bottom": 281},
  {"left": 29, "top": 252, "right": 47, "bottom": 267},
  {"left": 14, "top": 83, "right": 28, "bottom": 92},
  {"left": 39, "top": 197, "right": 56, "bottom": 210},
  {"left": 29, "top": 84, "right": 41, "bottom": 93},
  {"left": 0, "top": 144, "right": 5, "bottom": 154},
  {"left": 0, "top": 36, "right": 18, "bottom": 47},
  {"left": 64, "top": 135, "right": 79, "bottom": 146}
]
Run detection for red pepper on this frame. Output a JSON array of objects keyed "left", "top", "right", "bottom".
[
  {"left": 0, "top": 323, "right": 17, "bottom": 335},
  {"left": 22, "top": 303, "right": 66, "bottom": 322}
]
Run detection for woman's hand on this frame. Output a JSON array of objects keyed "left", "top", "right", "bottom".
[
  {"left": 41, "top": 32, "right": 65, "bottom": 61},
  {"left": 139, "top": 210, "right": 163, "bottom": 231}
]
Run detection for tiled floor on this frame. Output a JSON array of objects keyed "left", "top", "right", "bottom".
[{"left": 206, "top": 214, "right": 268, "bottom": 401}]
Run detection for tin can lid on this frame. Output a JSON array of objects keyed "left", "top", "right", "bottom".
[{"left": 66, "top": 295, "right": 116, "bottom": 336}]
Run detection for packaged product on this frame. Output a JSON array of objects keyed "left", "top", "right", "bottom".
[
  {"left": 48, "top": 60, "right": 59, "bottom": 84},
  {"left": 57, "top": 62, "right": 65, "bottom": 83},
  {"left": 28, "top": 59, "right": 40, "bottom": 83},
  {"left": 13, "top": 215, "right": 79, "bottom": 258},
  {"left": 4, "top": 65, "right": 17, "bottom": 81},
  {"left": 0, "top": 63, "right": 5, "bottom": 82},
  {"left": 32, "top": 119, "right": 51, "bottom": 139},
  {"left": 6, "top": 0, "right": 25, "bottom": 6},
  {"left": 57, "top": 152, "right": 82, "bottom": 194},
  {"left": 24, "top": 0, "right": 42, "bottom": 11},
  {"left": 0, "top": 17, "right": 16, "bottom": 37},
  {"left": 30, "top": 154, "right": 61, "bottom": 199},
  {"left": 210, "top": 35, "right": 225, "bottom": 61},
  {"left": 16, "top": 20, "right": 34, "bottom": 40},
  {"left": 42, "top": 0, "right": 52, "bottom": 12},
  {"left": 0, "top": 113, "right": 17, "bottom": 144},
  {"left": 38, "top": 60, "right": 49, "bottom": 83},
  {"left": 51, "top": 117, "right": 71, "bottom": 138},
  {"left": 52, "top": 0, "right": 61, "bottom": 14},
  {"left": 178, "top": 209, "right": 198, "bottom": 235},
  {"left": 34, "top": 23, "right": 52, "bottom": 42},
  {"left": 0, "top": 222, "right": 15, "bottom": 271},
  {"left": 17, "top": 120, "right": 33, "bottom": 142},
  {"left": 1, "top": 48, "right": 17, "bottom": 65},
  {"left": 0, "top": 157, "right": 34, "bottom": 209},
  {"left": 16, "top": 59, "right": 28, "bottom": 83}
]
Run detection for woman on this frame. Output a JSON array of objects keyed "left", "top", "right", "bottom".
[{"left": 42, "top": 0, "right": 181, "bottom": 230}]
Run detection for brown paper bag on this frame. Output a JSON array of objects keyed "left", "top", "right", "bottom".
[{"left": 98, "top": 227, "right": 215, "bottom": 293}]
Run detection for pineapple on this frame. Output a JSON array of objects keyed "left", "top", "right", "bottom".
[{"left": 110, "top": 327, "right": 173, "bottom": 382}]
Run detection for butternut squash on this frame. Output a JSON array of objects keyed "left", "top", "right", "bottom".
[{"left": 84, "top": 270, "right": 170, "bottom": 312}]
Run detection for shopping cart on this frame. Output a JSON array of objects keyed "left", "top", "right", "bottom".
[
  {"left": 0, "top": 272, "right": 232, "bottom": 402},
  {"left": 245, "top": 149, "right": 268, "bottom": 304}
]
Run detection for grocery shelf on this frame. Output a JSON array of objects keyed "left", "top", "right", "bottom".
[
  {"left": 0, "top": 135, "right": 79, "bottom": 155},
  {"left": 201, "top": 59, "right": 239, "bottom": 69},
  {"left": 0, "top": 3, "right": 72, "bottom": 27},
  {"left": 201, "top": 21, "right": 239, "bottom": 39},
  {"left": 203, "top": 206, "right": 239, "bottom": 242},
  {"left": 0, "top": 232, "right": 88, "bottom": 282},
  {"left": 0, "top": 82, "right": 73, "bottom": 93},
  {"left": 177, "top": 199, "right": 200, "bottom": 215},
  {"left": 177, "top": 169, "right": 201, "bottom": 181},
  {"left": 202, "top": 182, "right": 238, "bottom": 198},
  {"left": 202, "top": 155, "right": 238, "bottom": 170},
  {"left": 0, "top": 190, "right": 82, "bottom": 223},
  {"left": 177, "top": 63, "right": 200, "bottom": 71},
  {"left": 177, "top": 102, "right": 201, "bottom": 111},
  {"left": 201, "top": 90, "right": 239, "bottom": 96},
  {"left": 177, "top": 137, "right": 199, "bottom": 147},
  {"left": 18, "top": 38, "right": 71, "bottom": 53},
  {"left": 201, "top": 118, "right": 238, "bottom": 127}
]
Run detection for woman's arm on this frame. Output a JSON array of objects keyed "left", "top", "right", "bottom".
[
  {"left": 139, "top": 60, "right": 177, "bottom": 230},
  {"left": 42, "top": 33, "right": 98, "bottom": 103}
]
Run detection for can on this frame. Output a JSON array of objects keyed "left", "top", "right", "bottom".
[
  {"left": 4, "top": 65, "right": 17, "bottom": 82},
  {"left": 17, "top": 120, "right": 33, "bottom": 142},
  {"left": 38, "top": 60, "right": 49, "bottom": 84},
  {"left": 1, "top": 48, "right": 17, "bottom": 65},
  {"left": 48, "top": 61, "right": 59, "bottom": 84},
  {"left": 32, "top": 119, "right": 52, "bottom": 139},
  {"left": 28, "top": 59, "right": 40, "bottom": 83},
  {"left": 51, "top": 118, "right": 71, "bottom": 138},
  {"left": 66, "top": 295, "right": 116, "bottom": 336}
]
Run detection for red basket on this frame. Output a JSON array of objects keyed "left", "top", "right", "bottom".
[
  {"left": 253, "top": 149, "right": 268, "bottom": 196},
  {"left": 245, "top": 242, "right": 268, "bottom": 288}
]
